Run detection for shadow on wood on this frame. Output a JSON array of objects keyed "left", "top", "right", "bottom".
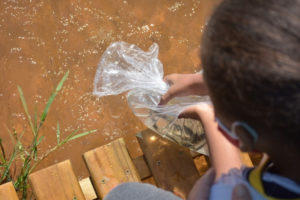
[
  {"left": 137, "top": 129, "right": 200, "bottom": 199},
  {"left": 132, "top": 155, "right": 152, "bottom": 180}
]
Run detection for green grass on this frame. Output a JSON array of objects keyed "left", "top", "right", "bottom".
[{"left": 0, "top": 71, "right": 97, "bottom": 199}]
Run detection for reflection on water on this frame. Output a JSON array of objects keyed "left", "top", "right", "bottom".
[{"left": 0, "top": 0, "right": 220, "bottom": 178}]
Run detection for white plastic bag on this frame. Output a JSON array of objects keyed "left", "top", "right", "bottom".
[{"left": 93, "top": 41, "right": 209, "bottom": 154}]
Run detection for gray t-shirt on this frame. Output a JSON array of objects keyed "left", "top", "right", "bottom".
[{"left": 104, "top": 182, "right": 182, "bottom": 200}]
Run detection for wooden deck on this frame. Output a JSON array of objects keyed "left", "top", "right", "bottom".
[
  {"left": 1, "top": 129, "right": 253, "bottom": 199},
  {"left": 0, "top": 182, "right": 19, "bottom": 200},
  {"left": 29, "top": 160, "right": 85, "bottom": 200},
  {"left": 83, "top": 138, "right": 141, "bottom": 198}
]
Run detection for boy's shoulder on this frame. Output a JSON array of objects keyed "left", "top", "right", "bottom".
[
  {"left": 210, "top": 167, "right": 300, "bottom": 200},
  {"left": 210, "top": 167, "right": 266, "bottom": 200}
]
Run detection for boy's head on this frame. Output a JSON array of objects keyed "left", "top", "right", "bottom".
[{"left": 201, "top": 0, "right": 300, "bottom": 152}]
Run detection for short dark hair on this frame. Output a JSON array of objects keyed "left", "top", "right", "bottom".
[{"left": 201, "top": 0, "right": 300, "bottom": 138}]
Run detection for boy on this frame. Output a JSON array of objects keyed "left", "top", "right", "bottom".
[
  {"left": 105, "top": 0, "right": 300, "bottom": 199},
  {"left": 164, "top": 0, "right": 300, "bottom": 198}
]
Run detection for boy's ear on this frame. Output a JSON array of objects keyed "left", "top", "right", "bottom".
[{"left": 235, "top": 127, "right": 256, "bottom": 152}]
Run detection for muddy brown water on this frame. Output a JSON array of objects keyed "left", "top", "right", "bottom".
[{"left": 0, "top": 0, "right": 220, "bottom": 180}]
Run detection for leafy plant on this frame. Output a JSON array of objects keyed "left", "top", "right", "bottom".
[{"left": 0, "top": 71, "right": 96, "bottom": 199}]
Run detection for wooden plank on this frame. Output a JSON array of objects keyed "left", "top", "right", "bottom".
[
  {"left": 79, "top": 177, "right": 97, "bottom": 200},
  {"left": 132, "top": 155, "right": 151, "bottom": 180},
  {"left": 0, "top": 182, "right": 18, "bottom": 200},
  {"left": 249, "top": 152, "right": 263, "bottom": 166},
  {"left": 83, "top": 137, "right": 140, "bottom": 199},
  {"left": 29, "top": 160, "right": 85, "bottom": 200},
  {"left": 240, "top": 152, "right": 253, "bottom": 167},
  {"left": 190, "top": 150, "right": 201, "bottom": 158},
  {"left": 137, "top": 129, "right": 200, "bottom": 199},
  {"left": 142, "top": 177, "right": 156, "bottom": 186},
  {"left": 193, "top": 155, "right": 210, "bottom": 177}
]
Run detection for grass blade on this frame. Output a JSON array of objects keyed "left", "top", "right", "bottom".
[
  {"left": 0, "top": 148, "right": 17, "bottom": 182},
  {"left": 7, "top": 128, "right": 16, "bottom": 146},
  {"left": 0, "top": 138, "right": 6, "bottom": 162},
  {"left": 16, "top": 131, "right": 25, "bottom": 151},
  {"left": 60, "top": 129, "right": 79, "bottom": 145},
  {"left": 56, "top": 122, "right": 60, "bottom": 144},
  {"left": 33, "top": 137, "right": 38, "bottom": 160},
  {"left": 33, "top": 106, "right": 38, "bottom": 133},
  {"left": 39, "top": 70, "right": 69, "bottom": 127},
  {"left": 68, "top": 130, "right": 97, "bottom": 141},
  {"left": 66, "top": 129, "right": 79, "bottom": 140},
  {"left": 55, "top": 70, "right": 69, "bottom": 92},
  {"left": 17, "top": 86, "right": 36, "bottom": 136},
  {"left": 0, "top": 154, "right": 6, "bottom": 165},
  {"left": 36, "top": 136, "right": 45, "bottom": 146}
]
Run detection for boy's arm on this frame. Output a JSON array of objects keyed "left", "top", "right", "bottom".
[
  {"left": 182, "top": 105, "right": 243, "bottom": 180},
  {"left": 160, "top": 73, "right": 243, "bottom": 179}
]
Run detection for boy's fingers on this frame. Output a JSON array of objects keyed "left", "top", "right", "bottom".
[
  {"left": 232, "top": 184, "right": 252, "bottom": 200},
  {"left": 159, "top": 75, "right": 176, "bottom": 105},
  {"left": 159, "top": 91, "right": 173, "bottom": 105},
  {"left": 163, "top": 76, "right": 172, "bottom": 84},
  {"left": 163, "top": 74, "right": 177, "bottom": 84},
  {"left": 159, "top": 86, "right": 178, "bottom": 105}
]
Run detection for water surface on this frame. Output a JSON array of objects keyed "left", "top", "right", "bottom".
[{"left": 0, "top": 0, "right": 220, "bottom": 179}]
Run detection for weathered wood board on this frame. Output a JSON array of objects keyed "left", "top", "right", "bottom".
[
  {"left": 29, "top": 160, "right": 85, "bottom": 200},
  {"left": 0, "top": 182, "right": 19, "bottom": 200},
  {"left": 83, "top": 137, "right": 140, "bottom": 198},
  {"left": 79, "top": 177, "right": 97, "bottom": 200},
  {"left": 240, "top": 152, "right": 253, "bottom": 167}
]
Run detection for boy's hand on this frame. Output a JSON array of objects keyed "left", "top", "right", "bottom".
[
  {"left": 159, "top": 73, "right": 208, "bottom": 105},
  {"left": 178, "top": 103, "right": 214, "bottom": 122}
]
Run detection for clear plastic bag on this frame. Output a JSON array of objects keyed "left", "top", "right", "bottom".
[{"left": 93, "top": 41, "right": 210, "bottom": 155}]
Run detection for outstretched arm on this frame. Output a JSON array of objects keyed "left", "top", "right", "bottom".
[{"left": 181, "top": 104, "right": 243, "bottom": 180}]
